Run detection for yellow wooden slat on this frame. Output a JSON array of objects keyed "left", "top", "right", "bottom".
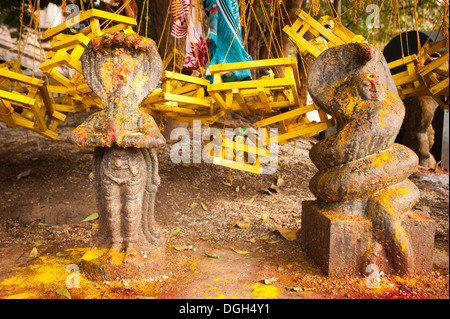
[
  {"left": 209, "top": 78, "right": 296, "bottom": 92},
  {"left": 253, "top": 104, "right": 317, "bottom": 128},
  {"left": 388, "top": 54, "right": 417, "bottom": 70},
  {"left": 0, "top": 69, "right": 44, "bottom": 86},
  {"left": 208, "top": 57, "right": 297, "bottom": 74},
  {"left": 297, "top": 10, "right": 346, "bottom": 47},
  {"left": 0, "top": 98, "right": 16, "bottom": 128},
  {"left": 0, "top": 90, "right": 36, "bottom": 106},
  {"left": 42, "top": 9, "right": 137, "bottom": 39},
  {"left": 211, "top": 157, "right": 263, "bottom": 174},
  {"left": 267, "top": 120, "right": 334, "bottom": 144}
]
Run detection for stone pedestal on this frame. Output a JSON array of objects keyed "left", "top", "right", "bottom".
[
  {"left": 301, "top": 200, "right": 435, "bottom": 276},
  {"left": 80, "top": 247, "right": 166, "bottom": 282}
]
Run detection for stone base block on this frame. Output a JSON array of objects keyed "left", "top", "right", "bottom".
[
  {"left": 301, "top": 200, "right": 435, "bottom": 276},
  {"left": 80, "top": 247, "right": 166, "bottom": 282}
]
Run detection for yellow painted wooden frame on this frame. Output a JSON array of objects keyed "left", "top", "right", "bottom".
[
  {"left": 208, "top": 57, "right": 301, "bottom": 114},
  {"left": 283, "top": 10, "right": 356, "bottom": 59}
]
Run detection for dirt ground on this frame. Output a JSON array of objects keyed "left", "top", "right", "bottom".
[{"left": 0, "top": 113, "right": 448, "bottom": 300}]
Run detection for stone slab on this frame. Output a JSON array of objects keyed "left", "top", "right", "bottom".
[{"left": 301, "top": 200, "right": 435, "bottom": 276}]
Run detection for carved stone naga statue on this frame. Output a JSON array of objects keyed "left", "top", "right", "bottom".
[
  {"left": 68, "top": 31, "right": 166, "bottom": 256},
  {"left": 305, "top": 42, "right": 435, "bottom": 276}
]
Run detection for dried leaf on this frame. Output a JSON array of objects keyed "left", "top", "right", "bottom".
[
  {"left": 80, "top": 212, "right": 99, "bottom": 223},
  {"left": 167, "top": 227, "right": 181, "bottom": 238},
  {"left": 173, "top": 245, "right": 193, "bottom": 251},
  {"left": 245, "top": 196, "right": 256, "bottom": 203},
  {"left": 29, "top": 247, "right": 38, "bottom": 258},
  {"left": 235, "top": 186, "right": 240, "bottom": 193},
  {"left": 201, "top": 203, "right": 208, "bottom": 211},
  {"left": 37, "top": 222, "right": 51, "bottom": 227},
  {"left": 31, "top": 157, "right": 39, "bottom": 161},
  {"left": 259, "top": 235, "right": 270, "bottom": 240},
  {"left": 222, "top": 182, "right": 232, "bottom": 187},
  {"left": 191, "top": 185, "right": 200, "bottom": 190},
  {"left": 230, "top": 218, "right": 254, "bottom": 229},
  {"left": 204, "top": 251, "right": 220, "bottom": 259},
  {"left": 268, "top": 183, "right": 282, "bottom": 193},
  {"left": 189, "top": 202, "right": 198, "bottom": 209},
  {"left": 286, "top": 286, "right": 303, "bottom": 292},
  {"left": 4, "top": 192, "right": 12, "bottom": 195},
  {"left": 17, "top": 168, "right": 32, "bottom": 180},
  {"left": 56, "top": 252, "right": 67, "bottom": 257},
  {"left": 274, "top": 228, "right": 299, "bottom": 241},
  {"left": 245, "top": 237, "right": 257, "bottom": 243},
  {"left": 268, "top": 240, "right": 280, "bottom": 244},
  {"left": 276, "top": 175, "right": 285, "bottom": 187},
  {"left": 34, "top": 238, "right": 48, "bottom": 246},
  {"left": 261, "top": 214, "right": 269, "bottom": 222},
  {"left": 231, "top": 247, "right": 250, "bottom": 255},
  {"left": 263, "top": 277, "right": 278, "bottom": 285},
  {"left": 55, "top": 288, "right": 71, "bottom": 299}
]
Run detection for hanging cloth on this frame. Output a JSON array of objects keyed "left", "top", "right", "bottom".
[
  {"left": 183, "top": 0, "right": 209, "bottom": 70},
  {"left": 203, "top": 0, "right": 252, "bottom": 83},
  {"left": 171, "top": 0, "right": 190, "bottom": 38}
]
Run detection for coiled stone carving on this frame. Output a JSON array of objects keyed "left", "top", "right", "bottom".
[{"left": 307, "top": 43, "right": 420, "bottom": 275}]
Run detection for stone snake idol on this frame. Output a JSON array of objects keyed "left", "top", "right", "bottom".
[{"left": 305, "top": 42, "right": 434, "bottom": 276}]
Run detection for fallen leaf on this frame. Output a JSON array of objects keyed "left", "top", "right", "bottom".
[
  {"left": 29, "top": 247, "right": 38, "bottom": 258},
  {"left": 17, "top": 168, "right": 32, "bottom": 180},
  {"left": 274, "top": 228, "right": 299, "bottom": 241},
  {"left": 191, "top": 185, "right": 200, "bottom": 190},
  {"left": 37, "top": 222, "right": 51, "bottom": 227},
  {"left": 173, "top": 245, "right": 193, "bottom": 251},
  {"left": 55, "top": 288, "right": 71, "bottom": 299},
  {"left": 258, "top": 235, "right": 270, "bottom": 240},
  {"left": 34, "top": 238, "right": 48, "bottom": 246},
  {"left": 268, "top": 240, "right": 280, "bottom": 244},
  {"left": 286, "top": 286, "right": 303, "bottom": 292},
  {"left": 230, "top": 218, "right": 254, "bottom": 229},
  {"left": 231, "top": 247, "right": 250, "bottom": 255},
  {"left": 276, "top": 176, "right": 285, "bottom": 187},
  {"left": 80, "top": 212, "right": 99, "bottom": 223},
  {"left": 235, "top": 186, "right": 240, "bottom": 192},
  {"left": 244, "top": 237, "right": 257, "bottom": 243},
  {"left": 261, "top": 214, "right": 269, "bottom": 222},
  {"left": 263, "top": 277, "right": 278, "bottom": 285},
  {"left": 201, "top": 203, "right": 208, "bottom": 211},
  {"left": 286, "top": 286, "right": 315, "bottom": 292},
  {"left": 31, "top": 157, "right": 39, "bottom": 161},
  {"left": 223, "top": 182, "right": 232, "bottom": 187},
  {"left": 268, "top": 183, "right": 282, "bottom": 193},
  {"left": 56, "top": 252, "right": 67, "bottom": 257},
  {"left": 189, "top": 202, "right": 198, "bottom": 209},
  {"left": 4, "top": 192, "right": 12, "bottom": 195},
  {"left": 45, "top": 193, "right": 53, "bottom": 201},
  {"left": 245, "top": 196, "right": 256, "bottom": 203},
  {"left": 204, "top": 251, "right": 220, "bottom": 259},
  {"left": 167, "top": 227, "right": 181, "bottom": 238}
]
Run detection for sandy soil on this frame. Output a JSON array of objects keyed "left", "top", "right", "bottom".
[{"left": 0, "top": 113, "right": 448, "bottom": 299}]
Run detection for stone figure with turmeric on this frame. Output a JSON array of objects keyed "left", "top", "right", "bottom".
[
  {"left": 68, "top": 32, "right": 166, "bottom": 263},
  {"left": 303, "top": 43, "right": 435, "bottom": 276}
]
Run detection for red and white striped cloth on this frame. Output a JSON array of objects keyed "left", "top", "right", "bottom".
[
  {"left": 171, "top": 0, "right": 190, "bottom": 38},
  {"left": 183, "top": 0, "right": 208, "bottom": 70}
]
